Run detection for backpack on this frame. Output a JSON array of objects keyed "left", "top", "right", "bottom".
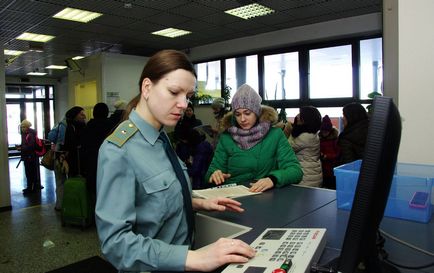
[{"left": 34, "top": 135, "right": 46, "bottom": 156}]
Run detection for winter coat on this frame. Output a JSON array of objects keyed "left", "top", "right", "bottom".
[
  {"left": 288, "top": 132, "right": 322, "bottom": 187},
  {"left": 205, "top": 106, "right": 303, "bottom": 187},
  {"left": 337, "top": 119, "right": 369, "bottom": 164},
  {"left": 174, "top": 114, "right": 202, "bottom": 141},
  {"left": 21, "top": 128, "right": 37, "bottom": 161},
  {"left": 319, "top": 128, "right": 340, "bottom": 178}
]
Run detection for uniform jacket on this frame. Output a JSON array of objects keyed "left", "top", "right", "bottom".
[
  {"left": 337, "top": 119, "right": 369, "bottom": 165},
  {"left": 95, "top": 110, "right": 189, "bottom": 273},
  {"left": 205, "top": 106, "right": 303, "bottom": 187},
  {"left": 288, "top": 131, "right": 322, "bottom": 187}
]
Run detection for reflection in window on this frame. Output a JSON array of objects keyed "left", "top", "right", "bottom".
[
  {"left": 309, "top": 45, "right": 352, "bottom": 99},
  {"left": 360, "top": 38, "right": 383, "bottom": 99},
  {"left": 195, "top": 60, "right": 221, "bottom": 102},
  {"left": 225, "top": 55, "right": 258, "bottom": 101},
  {"left": 264, "top": 52, "right": 299, "bottom": 100}
]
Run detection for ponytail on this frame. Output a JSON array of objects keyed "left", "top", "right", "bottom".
[{"left": 123, "top": 94, "right": 140, "bottom": 121}]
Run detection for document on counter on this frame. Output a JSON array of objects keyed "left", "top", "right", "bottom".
[{"left": 192, "top": 184, "right": 262, "bottom": 199}]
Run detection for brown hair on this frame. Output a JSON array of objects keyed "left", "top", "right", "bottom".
[{"left": 123, "top": 50, "right": 197, "bottom": 120}]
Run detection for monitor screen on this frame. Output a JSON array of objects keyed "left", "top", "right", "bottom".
[{"left": 329, "top": 96, "right": 402, "bottom": 273}]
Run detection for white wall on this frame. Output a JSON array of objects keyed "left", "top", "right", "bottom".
[
  {"left": 101, "top": 53, "right": 148, "bottom": 110},
  {"left": 0, "top": 47, "right": 12, "bottom": 209},
  {"left": 384, "top": 0, "right": 434, "bottom": 164}
]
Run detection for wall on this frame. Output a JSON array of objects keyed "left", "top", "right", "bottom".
[
  {"left": 0, "top": 47, "right": 12, "bottom": 209},
  {"left": 101, "top": 52, "right": 148, "bottom": 110},
  {"left": 383, "top": 0, "right": 434, "bottom": 165}
]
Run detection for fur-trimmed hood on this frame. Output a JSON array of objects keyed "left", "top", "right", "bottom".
[{"left": 220, "top": 105, "right": 278, "bottom": 131}]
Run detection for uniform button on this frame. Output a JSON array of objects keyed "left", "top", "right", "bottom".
[
  {"left": 121, "top": 130, "right": 127, "bottom": 134},
  {"left": 128, "top": 123, "right": 134, "bottom": 128}
]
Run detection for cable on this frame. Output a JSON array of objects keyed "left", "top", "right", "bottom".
[
  {"left": 379, "top": 229, "right": 434, "bottom": 257},
  {"left": 379, "top": 229, "right": 434, "bottom": 269}
]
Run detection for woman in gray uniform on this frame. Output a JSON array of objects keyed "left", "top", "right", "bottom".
[{"left": 95, "top": 49, "right": 255, "bottom": 273}]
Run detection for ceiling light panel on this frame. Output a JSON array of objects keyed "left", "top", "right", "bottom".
[
  {"left": 4, "top": 50, "right": 25, "bottom": 56},
  {"left": 152, "top": 28, "right": 191, "bottom": 38},
  {"left": 225, "top": 3, "right": 275, "bottom": 20},
  {"left": 16, "top": 32, "right": 55, "bottom": 42},
  {"left": 53, "top": 7, "right": 102, "bottom": 23},
  {"left": 45, "top": 65, "right": 67, "bottom": 69},
  {"left": 27, "top": 72, "right": 47, "bottom": 76}
]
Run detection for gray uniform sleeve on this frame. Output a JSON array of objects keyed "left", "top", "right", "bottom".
[{"left": 95, "top": 142, "right": 188, "bottom": 272}]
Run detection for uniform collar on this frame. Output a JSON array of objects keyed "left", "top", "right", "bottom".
[{"left": 129, "top": 109, "right": 162, "bottom": 145}]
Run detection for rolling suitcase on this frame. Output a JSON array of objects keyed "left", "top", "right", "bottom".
[
  {"left": 61, "top": 176, "right": 92, "bottom": 228},
  {"left": 61, "top": 147, "right": 92, "bottom": 229}
]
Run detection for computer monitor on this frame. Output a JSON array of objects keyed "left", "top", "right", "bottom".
[{"left": 331, "top": 96, "right": 402, "bottom": 273}]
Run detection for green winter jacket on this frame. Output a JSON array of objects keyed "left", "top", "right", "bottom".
[{"left": 205, "top": 106, "right": 303, "bottom": 188}]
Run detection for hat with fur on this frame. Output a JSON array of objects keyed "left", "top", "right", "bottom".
[{"left": 231, "top": 84, "right": 262, "bottom": 116}]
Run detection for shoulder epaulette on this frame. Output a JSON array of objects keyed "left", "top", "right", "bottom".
[{"left": 106, "top": 120, "right": 138, "bottom": 147}]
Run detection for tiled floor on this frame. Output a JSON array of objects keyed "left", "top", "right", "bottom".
[{"left": 0, "top": 158, "right": 103, "bottom": 273}]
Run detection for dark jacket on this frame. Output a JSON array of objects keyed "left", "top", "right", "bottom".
[{"left": 337, "top": 119, "right": 369, "bottom": 164}]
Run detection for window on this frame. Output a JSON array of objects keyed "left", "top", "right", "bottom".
[
  {"left": 309, "top": 45, "right": 352, "bottom": 99},
  {"left": 195, "top": 60, "right": 221, "bottom": 102},
  {"left": 225, "top": 55, "right": 258, "bottom": 101},
  {"left": 264, "top": 52, "right": 299, "bottom": 100},
  {"left": 360, "top": 38, "right": 383, "bottom": 99}
]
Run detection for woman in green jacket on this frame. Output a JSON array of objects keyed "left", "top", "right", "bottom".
[{"left": 205, "top": 84, "right": 303, "bottom": 192}]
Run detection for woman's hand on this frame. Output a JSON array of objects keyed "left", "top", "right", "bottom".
[
  {"left": 185, "top": 238, "right": 256, "bottom": 272},
  {"left": 209, "top": 170, "right": 231, "bottom": 185},
  {"left": 249, "top": 178, "right": 274, "bottom": 192},
  {"left": 193, "top": 197, "right": 244, "bottom": 213}
]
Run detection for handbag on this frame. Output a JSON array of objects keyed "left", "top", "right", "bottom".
[{"left": 40, "top": 150, "right": 55, "bottom": 170}]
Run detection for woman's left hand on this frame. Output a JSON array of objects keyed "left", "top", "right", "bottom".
[
  {"left": 193, "top": 197, "right": 244, "bottom": 213},
  {"left": 249, "top": 178, "right": 274, "bottom": 192}
]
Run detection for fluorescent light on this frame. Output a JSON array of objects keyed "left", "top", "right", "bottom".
[
  {"left": 16, "top": 32, "right": 55, "bottom": 42},
  {"left": 53, "top": 7, "right": 102, "bottom": 23},
  {"left": 4, "top": 50, "right": 25, "bottom": 56},
  {"left": 72, "top": 56, "right": 84, "bottom": 60},
  {"left": 225, "top": 3, "right": 275, "bottom": 20},
  {"left": 152, "top": 28, "right": 191, "bottom": 38},
  {"left": 45, "top": 65, "right": 67, "bottom": 69},
  {"left": 27, "top": 72, "right": 47, "bottom": 76}
]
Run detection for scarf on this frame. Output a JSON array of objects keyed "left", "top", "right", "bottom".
[{"left": 228, "top": 121, "right": 271, "bottom": 150}]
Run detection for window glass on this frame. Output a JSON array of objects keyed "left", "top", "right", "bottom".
[
  {"left": 49, "top": 86, "right": 54, "bottom": 99},
  {"left": 309, "top": 45, "right": 352, "bottom": 98},
  {"left": 225, "top": 55, "right": 258, "bottom": 101},
  {"left": 264, "top": 52, "right": 299, "bottom": 100},
  {"left": 360, "top": 38, "right": 383, "bottom": 99},
  {"left": 195, "top": 60, "right": 221, "bottom": 103},
  {"left": 35, "top": 87, "right": 45, "bottom": 98}
]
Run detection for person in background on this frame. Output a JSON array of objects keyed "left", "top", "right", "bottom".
[
  {"left": 81, "top": 102, "right": 112, "bottom": 204},
  {"left": 206, "top": 84, "right": 303, "bottom": 192},
  {"left": 108, "top": 99, "right": 127, "bottom": 129},
  {"left": 186, "top": 129, "right": 214, "bottom": 189},
  {"left": 210, "top": 97, "right": 229, "bottom": 149},
  {"left": 18, "top": 119, "right": 42, "bottom": 194},
  {"left": 319, "top": 115, "right": 340, "bottom": 189},
  {"left": 337, "top": 102, "right": 369, "bottom": 164},
  {"left": 288, "top": 106, "right": 323, "bottom": 187},
  {"left": 95, "top": 49, "right": 255, "bottom": 273},
  {"left": 63, "top": 106, "right": 87, "bottom": 177},
  {"left": 174, "top": 102, "right": 202, "bottom": 162}
]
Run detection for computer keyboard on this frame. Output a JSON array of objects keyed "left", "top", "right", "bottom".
[{"left": 222, "top": 228, "right": 327, "bottom": 273}]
